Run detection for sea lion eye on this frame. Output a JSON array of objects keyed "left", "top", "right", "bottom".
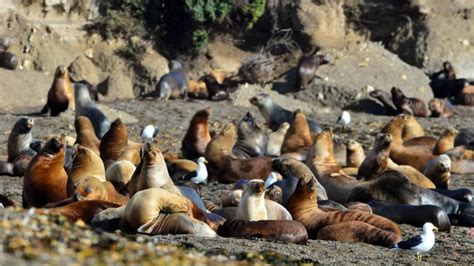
[{"left": 85, "top": 186, "right": 93, "bottom": 194}]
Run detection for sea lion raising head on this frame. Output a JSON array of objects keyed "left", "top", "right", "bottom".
[{"left": 41, "top": 65, "right": 75, "bottom": 116}]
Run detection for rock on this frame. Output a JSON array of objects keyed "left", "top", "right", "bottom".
[
  {"left": 141, "top": 48, "right": 169, "bottom": 83},
  {"left": 97, "top": 70, "right": 134, "bottom": 101},
  {"left": 68, "top": 55, "right": 107, "bottom": 84}
]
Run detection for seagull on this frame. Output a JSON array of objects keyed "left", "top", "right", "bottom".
[
  {"left": 141, "top": 125, "right": 159, "bottom": 142},
  {"left": 181, "top": 157, "right": 208, "bottom": 184},
  {"left": 394, "top": 222, "right": 438, "bottom": 262},
  {"left": 265, "top": 172, "right": 279, "bottom": 188},
  {"left": 336, "top": 111, "right": 351, "bottom": 132}
]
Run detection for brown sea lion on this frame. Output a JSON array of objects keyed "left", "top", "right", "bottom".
[
  {"left": 266, "top": 122, "right": 290, "bottom": 157},
  {"left": 100, "top": 118, "right": 129, "bottom": 168},
  {"left": 391, "top": 87, "right": 428, "bottom": 117},
  {"left": 0, "top": 51, "right": 18, "bottom": 70},
  {"left": 45, "top": 200, "right": 120, "bottom": 223},
  {"left": 217, "top": 220, "right": 308, "bottom": 244},
  {"left": 402, "top": 114, "right": 425, "bottom": 141},
  {"left": 75, "top": 116, "right": 101, "bottom": 155},
  {"left": 369, "top": 89, "right": 398, "bottom": 115},
  {"left": 187, "top": 79, "right": 208, "bottom": 99},
  {"left": 68, "top": 145, "right": 106, "bottom": 195},
  {"left": 433, "top": 128, "right": 458, "bottom": 155},
  {"left": 205, "top": 124, "right": 272, "bottom": 183},
  {"left": 221, "top": 189, "right": 242, "bottom": 207},
  {"left": 346, "top": 139, "right": 365, "bottom": 168},
  {"left": 41, "top": 65, "right": 75, "bottom": 116},
  {"left": 281, "top": 110, "right": 313, "bottom": 156},
  {"left": 209, "top": 69, "right": 227, "bottom": 84},
  {"left": 127, "top": 143, "right": 181, "bottom": 196},
  {"left": 181, "top": 107, "right": 212, "bottom": 160},
  {"left": 233, "top": 112, "right": 267, "bottom": 158},
  {"left": 105, "top": 160, "right": 136, "bottom": 193},
  {"left": 22, "top": 135, "right": 68, "bottom": 208},
  {"left": 422, "top": 155, "right": 451, "bottom": 189},
  {"left": 456, "top": 84, "right": 474, "bottom": 106},
  {"left": 120, "top": 188, "right": 216, "bottom": 236},
  {"left": 73, "top": 176, "right": 129, "bottom": 205},
  {"left": 285, "top": 177, "right": 402, "bottom": 247},
  {"left": 117, "top": 141, "right": 143, "bottom": 166},
  {"left": 358, "top": 133, "right": 392, "bottom": 180},
  {"left": 296, "top": 55, "right": 328, "bottom": 91},
  {"left": 429, "top": 98, "right": 454, "bottom": 118}
]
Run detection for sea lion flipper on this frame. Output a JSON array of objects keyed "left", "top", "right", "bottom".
[{"left": 40, "top": 104, "right": 49, "bottom": 114}]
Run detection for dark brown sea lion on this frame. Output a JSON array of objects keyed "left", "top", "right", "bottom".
[
  {"left": 233, "top": 112, "right": 267, "bottom": 158},
  {"left": 45, "top": 200, "right": 120, "bottom": 223},
  {"left": 429, "top": 98, "right": 454, "bottom": 118},
  {"left": 285, "top": 177, "right": 402, "bottom": 247},
  {"left": 0, "top": 51, "right": 18, "bottom": 70},
  {"left": 391, "top": 87, "right": 428, "bottom": 117},
  {"left": 41, "top": 65, "right": 75, "bottom": 116},
  {"left": 181, "top": 107, "right": 212, "bottom": 160},
  {"left": 75, "top": 116, "right": 101, "bottom": 155},
  {"left": 296, "top": 55, "right": 328, "bottom": 91},
  {"left": 369, "top": 89, "right": 398, "bottom": 115},
  {"left": 73, "top": 176, "right": 129, "bottom": 205},
  {"left": 100, "top": 118, "right": 129, "bottom": 168},
  {"left": 22, "top": 135, "right": 68, "bottom": 208},
  {"left": 205, "top": 124, "right": 272, "bottom": 183},
  {"left": 199, "top": 74, "right": 231, "bottom": 101},
  {"left": 368, "top": 201, "right": 451, "bottom": 232},
  {"left": 217, "top": 220, "right": 308, "bottom": 244},
  {"left": 346, "top": 139, "right": 365, "bottom": 168}
]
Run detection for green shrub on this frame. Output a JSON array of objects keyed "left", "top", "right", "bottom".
[
  {"left": 192, "top": 28, "right": 209, "bottom": 52},
  {"left": 241, "top": 0, "right": 267, "bottom": 29}
]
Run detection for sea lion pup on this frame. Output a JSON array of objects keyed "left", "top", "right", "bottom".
[
  {"left": 67, "top": 145, "right": 106, "bottom": 195},
  {"left": 358, "top": 133, "right": 392, "bottom": 180},
  {"left": 127, "top": 143, "right": 181, "bottom": 196},
  {"left": 281, "top": 110, "right": 313, "bottom": 157},
  {"left": 45, "top": 200, "right": 120, "bottom": 223},
  {"left": 346, "top": 139, "right": 365, "bottom": 168},
  {"left": 41, "top": 65, "right": 74, "bottom": 116},
  {"left": 296, "top": 55, "right": 328, "bottom": 91},
  {"left": 156, "top": 60, "right": 188, "bottom": 100},
  {"left": 305, "top": 128, "right": 360, "bottom": 203},
  {"left": 368, "top": 201, "right": 451, "bottom": 232},
  {"left": 0, "top": 51, "right": 18, "bottom": 70},
  {"left": 187, "top": 79, "right": 208, "bottom": 99},
  {"left": 74, "top": 83, "right": 110, "bottom": 139},
  {"left": 72, "top": 176, "right": 129, "bottom": 205},
  {"left": 22, "top": 135, "right": 68, "bottom": 208},
  {"left": 100, "top": 118, "right": 129, "bottom": 168},
  {"left": 429, "top": 98, "right": 454, "bottom": 118},
  {"left": 266, "top": 122, "right": 289, "bottom": 157},
  {"left": 75, "top": 116, "right": 100, "bottom": 155},
  {"left": 431, "top": 61, "right": 456, "bottom": 80},
  {"left": 422, "top": 155, "right": 451, "bottom": 189},
  {"left": 249, "top": 93, "right": 322, "bottom": 133},
  {"left": 205, "top": 124, "right": 272, "bottom": 183},
  {"left": 402, "top": 114, "right": 425, "bottom": 141},
  {"left": 271, "top": 158, "right": 328, "bottom": 202},
  {"left": 217, "top": 220, "right": 308, "bottom": 244},
  {"left": 369, "top": 89, "right": 398, "bottom": 115},
  {"left": 106, "top": 160, "right": 136, "bottom": 193},
  {"left": 391, "top": 87, "right": 428, "bottom": 117},
  {"left": 221, "top": 189, "right": 243, "bottom": 207},
  {"left": 285, "top": 178, "right": 402, "bottom": 247},
  {"left": 233, "top": 112, "right": 267, "bottom": 158},
  {"left": 120, "top": 188, "right": 216, "bottom": 237},
  {"left": 181, "top": 107, "right": 212, "bottom": 160},
  {"left": 236, "top": 179, "right": 292, "bottom": 221}
]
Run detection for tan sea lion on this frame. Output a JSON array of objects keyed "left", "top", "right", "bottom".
[
  {"left": 281, "top": 110, "right": 312, "bottom": 158},
  {"left": 429, "top": 98, "right": 454, "bottom": 118},
  {"left": 181, "top": 107, "right": 212, "bottom": 160},
  {"left": 75, "top": 116, "right": 101, "bottom": 155},
  {"left": 187, "top": 79, "right": 208, "bottom": 99},
  {"left": 205, "top": 124, "right": 272, "bottom": 183},
  {"left": 217, "top": 220, "right": 308, "bottom": 244},
  {"left": 433, "top": 128, "right": 458, "bottom": 155},
  {"left": 358, "top": 133, "right": 392, "bottom": 180},
  {"left": 265, "top": 185, "right": 283, "bottom": 203},
  {"left": 68, "top": 145, "right": 106, "bottom": 195},
  {"left": 117, "top": 140, "right": 143, "bottom": 166},
  {"left": 106, "top": 160, "right": 136, "bottom": 193},
  {"left": 73, "top": 176, "right": 129, "bottom": 205},
  {"left": 45, "top": 200, "right": 120, "bottom": 223},
  {"left": 422, "top": 155, "right": 451, "bottom": 189},
  {"left": 23, "top": 135, "right": 68, "bottom": 208},
  {"left": 266, "top": 122, "right": 289, "bottom": 157},
  {"left": 346, "top": 139, "right": 365, "bottom": 168},
  {"left": 41, "top": 65, "right": 74, "bottom": 116},
  {"left": 100, "top": 118, "right": 129, "bottom": 168},
  {"left": 120, "top": 188, "right": 216, "bottom": 236},
  {"left": 402, "top": 114, "right": 425, "bottom": 141},
  {"left": 285, "top": 177, "right": 402, "bottom": 247}
]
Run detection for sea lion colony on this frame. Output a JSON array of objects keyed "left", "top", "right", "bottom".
[{"left": 0, "top": 57, "right": 473, "bottom": 257}]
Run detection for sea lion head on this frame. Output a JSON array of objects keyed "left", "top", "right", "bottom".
[
  {"left": 271, "top": 158, "right": 313, "bottom": 182},
  {"left": 55, "top": 65, "right": 68, "bottom": 77},
  {"left": 437, "top": 154, "right": 452, "bottom": 173},
  {"left": 346, "top": 139, "right": 361, "bottom": 151},
  {"left": 43, "top": 135, "right": 65, "bottom": 155},
  {"left": 312, "top": 128, "right": 334, "bottom": 159},
  {"left": 442, "top": 61, "right": 453, "bottom": 72},
  {"left": 168, "top": 60, "right": 183, "bottom": 71},
  {"left": 249, "top": 93, "right": 272, "bottom": 109},
  {"left": 243, "top": 179, "right": 266, "bottom": 198},
  {"left": 12, "top": 117, "right": 34, "bottom": 134},
  {"left": 443, "top": 127, "right": 459, "bottom": 138},
  {"left": 374, "top": 133, "right": 392, "bottom": 151},
  {"left": 266, "top": 185, "right": 282, "bottom": 203},
  {"left": 293, "top": 178, "right": 317, "bottom": 201},
  {"left": 109, "top": 118, "right": 128, "bottom": 137},
  {"left": 141, "top": 142, "right": 160, "bottom": 164},
  {"left": 75, "top": 116, "right": 94, "bottom": 132},
  {"left": 429, "top": 99, "right": 444, "bottom": 116},
  {"left": 73, "top": 176, "right": 106, "bottom": 201},
  {"left": 390, "top": 87, "right": 405, "bottom": 100},
  {"left": 381, "top": 115, "right": 406, "bottom": 137}
]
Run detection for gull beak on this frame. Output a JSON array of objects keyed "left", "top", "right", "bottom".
[
  {"left": 433, "top": 226, "right": 439, "bottom": 232},
  {"left": 204, "top": 159, "right": 208, "bottom": 164}
]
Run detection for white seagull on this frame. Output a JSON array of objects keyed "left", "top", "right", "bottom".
[
  {"left": 336, "top": 111, "right": 351, "bottom": 132},
  {"left": 182, "top": 157, "right": 208, "bottom": 184},
  {"left": 394, "top": 222, "right": 438, "bottom": 262},
  {"left": 265, "top": 172, "right": 279, "bottom": 188},
  {"left": 141, "top": 125, "right": 159, "bottom": 142}
]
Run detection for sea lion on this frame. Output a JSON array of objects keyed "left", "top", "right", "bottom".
[
  {"left": 285, "top": 177, "right": 402, "bottom": 247},
  {"left": 105, "top": 160, "right": 136, "bottom": 194},
  {"left": 72, "top": 176, "right": 129, "bottom": 205},
  {"left": 454, "top": 127, "right": 474, "bottom": 146},
  {"left": 187, "top": 79, "right": 208, "bottom": 99},
  {"left": 181, "top": 107, "right": 212, "bottom": 160},
  {"left": 41, "top": 65, "right": 75, "bottom": 116},
  {"left": 217, "top": 220, "right": 308, "bottom": 244},
  {"left": 391, "top": 87, "right": 428, "bottom": 117},
  {"left": 0, "top": 162, "right": 14, "bottom": 176},
  {"left": 429, "top": 98, "right": 454, "bottom": 118},
  {"left": 100, "top": 118, "right": 129, "bottom": 168},
  {"left": 402, "top": 114, "right": 425, "bottom": 141},
  {"left": 346, "top": 139, "right": 365, "bottom": 168},
  {"left": 422, "top": 155, "right": 451, "bottom": 189},
  {"left": 156, "top": 60, "right": 188, "bottom": 100},
  {"left": 205, "top": 124, "right": 272, "bottom": 183},
  {"left": 74, "top": 116, "right": 101, "bottom": 155},
  {"left": 233, "top": 112, "right": 267, "bottom": 158},
  {"left": 0, "top": 51, "right": 18, "bottom": 70},
  {"left": 433, "top": 128, "right": 458, "bottom": 155},
  {"left": 74, "top": 83, "right": 110, "bottom": 139},
  {"left": 127, "top": 143, "right": 181, "bottom": 196},
  {"left": 68, "top": 145, "right": 106, "bottom": 195},
  {"left": 265, "top": 185, "right": 283, "bottom": 203},
  {"left": 432, "top": 188, "right": 472, "bottom": 203},
  {"left": 116, "top": 140, "right": 143, "bottom": 166},
  {"left": 221, "top": 189, "right": 242, "bottom": 207},
  {"left": 7, "top": 117, "right": 35, "bottom": 162},
  {"left": 22, "top": 135, "right": 68, "bottom": 208},
  {"left": 120, "top": 188, "right": 216, "bottom": 236},
  {"left": 266, "top": 122, "right": 289, "bottom": 156},
  {"left": 45, "top": 200, "right": 120, "bottom": 223},
  {"left": 236, "top": 179, "right": 292, "bottom": 221},
  {"left": 430, "top": 78, "right": 466, "bottom": 99},
  {"left": 456, "top": 83, "right": 474, "bottom": 106},
  {"left": 296, "top": 55, "right": 328, "bottom": 91},
  {"left": 358, "top": 133, "right": 392, "bottom": 180},
  {"left": 431, "top": 61, "right": 456, "bottom": 80},
  {"left": 369, "top": 89, "right": 398, "bottom": 115},
  {"left": 199, "top": 74, "right": 231, "bottom": 101},
  {"left": 249, "top": 93, "right": 322, "bottom": 132},
  {"left": 281, "top": 110, "right": 313, "bottom": 157},
  {"left": 368, "top": 201, "right": 451, "bottom": 232}
]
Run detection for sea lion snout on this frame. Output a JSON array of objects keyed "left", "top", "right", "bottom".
[{"left": 49, "top": 135, "right": 65, "bottom": 152}]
